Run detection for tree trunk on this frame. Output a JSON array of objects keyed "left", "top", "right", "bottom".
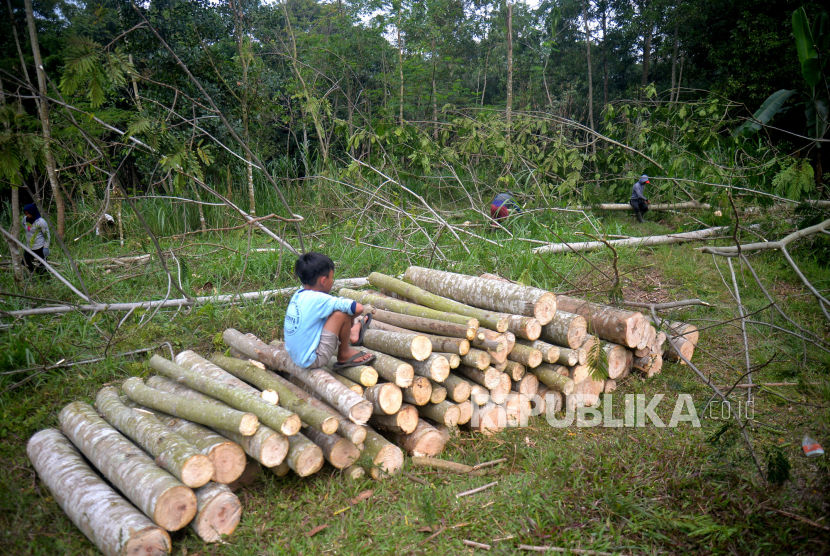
[
  {"left": 540, "top": 311, "right": 588, "bottom": 348},
  {"left": 146, "top": 376, "right": 288, "bottom": 467},
  {"left": 340, "top": 288, "right": 479, "bottom": 329},
  {"left": 504, "top": 360, "right": 526, "bottom": 381},
  {"left": 223, "top": 329, "right": 372, "bottom": 425},
  {"left": 428, "top": 381, "right": 447, "bottom": 404},
  {"left": 507, "top": 344, "right": 543, "bottom": 368},
  {"left": 460, "top": 348, "right": 491, "bottom": 370},
  {"left": 124, "top": 400, "right": 246, "bottom": 485},
  {"left": 96, "top": 387, "right": 213, "bottom": 488},
  {"left": 361, "top": 348, "right": 415, "bottom": 387},
  {"left": 431, "top": 37, "right": 438, "bottom": 140},
  {"left": 302, "top": 427, "right": 360, "bottom": 469},
  {"left": 397, "top": 6, "right": 404, "bottom": 124},
  {"left": 368, "top": 307, "right": 476, "bottom": 340},
  {"left": 285, "top": 377, "right": 367, "bottom": 445},
  {"left": 529, "top": 364, "right": 575, "bottom": 395},
  {"left": 640, "top": 1, "right": 652, "bottom": 97},
  {"left": 27, "top": 429, "right": 172, "bottom": 556},
  {"left": 419, "top": 400, "right": 461, "bottom": 427},
  {"left": 285, "top": 432, "right": 325, "bottom": 477},
  {"left": 362, "top": 329, "right": 432, "bottom": 362},
  {"left": 24, "top": 0, "right": 64, "bottom": 238},
  {"left": 506, "top": 3, "right": 513, "bottom": 135},
  {"left": 517, "top": 339, "right": 560, "bottom": 365},
  {"left": 670, "top": 20, "right": 679, "bottom": 103},
  {"left": 555, "top": 296, "right": 645, "bottom": 348},
  {"left": 395, "top": 419, "right": 446, "bottom": 456},
  {"left": 408, "top": 354, "right": 451, "bottom": 382},
  {"left": 370, "top": 404, "right": 419, "bottom": 435},
  {"left": 0, "top": 79, "right": 23, "bottom": 282},
  {"left": 58, "top": 402, "right": 197, "bottom": 531},
  {"left": 164, "top": 353, "right": 301, "bottom": 436},
  {"left": 368, "top": 273, "right": 509, "bottom": 332},
  {"left": 332, "top": 373, "right": 363, "bottom": 394},
  {"left": 583, "top": 0, "right": 595, "bottom": 143},
  {"left": 600, "top": 341, "right": 629, "bottom": 379},
  {"left": 190, "top": 482, "right": 242, "bottom": 542},
  {"left": 361, "top": 427, "right": 404, "bottom": 479},
  {"left": 602, "top": 6, "right": 608, "bottom": 106},
  {"left": 364, "top": 383, "right": 403, "bottom": 415},
  {"left": 402, "top": 376, "right": 433, "bottom": 406},
  {"left": 211, "top": 354, "right": 340, "bottom": 435},
  {"left": 457, "top": 365, "right": 501, "bottom": 389}
]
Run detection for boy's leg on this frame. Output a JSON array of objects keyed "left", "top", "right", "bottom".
[{"left": 323, "top": 311, "right": 373, "bottom": 364}]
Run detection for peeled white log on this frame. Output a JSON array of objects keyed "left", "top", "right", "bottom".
[
  {"left": 555, "top": 297, "right": 645, "bottom": 348},
  {"left": 395, "top": 419, "right": 447, "bottom": 457},
  {"left": 27, "top": 429, "right": 172, "bottom": 556},
  {"left": 302, "top": 427, "right": 360, "bottom": 469},
  {"left": 540, "top": 311, "right": 587, "bottom": 349},
  {"left": 190, "top": 482, "right": 242, "bottom": 542},
  {"left": 59, "top": 402, "right": 197, "bottom": 531}
]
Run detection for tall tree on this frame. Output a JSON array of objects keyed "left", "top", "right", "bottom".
[
  {"left": 583, "top": 0, "right": 594, "bottom": 138},
  {"left": 230, "top": 0, "right": 256, "bottom": 216},
  {"left": 506, "top": 2, "right": 513, "bottom": 134},
  {"left": 638, "top": 0, "right": 651, "bottom": 98}
]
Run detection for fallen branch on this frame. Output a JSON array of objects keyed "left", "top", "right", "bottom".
[
  {"left": 572, "top": 201, "right": 711, "bottom": 211},
  {"left": 533, "top": 226, "right": 729, "bottom": 254},
  {"left": 622, "top": 299, "right": 711, "bottom": 310},
  {"left": 518, "top": 545, "right": 616, "bottom": 555},
  {"left": 455, "top": 481, "right": 498, "bottom": 498}
]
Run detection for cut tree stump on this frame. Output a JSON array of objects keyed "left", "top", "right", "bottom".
[
  {"left": 395, "top": 419, "right": 446, "bottom": 457},
  {"left": 146, "top": 376, "right": 288, "bottom": 467},
  {"left": 402, "top": 376, "right": 433, "bottom": 406},
  {"left": 27, "top": 429, "right": 172, "bottom": 556},
  {"left": 361, "top": 348, "right": 415, "bottom": 388},
  {"left": 442, "top": 373, "right": 473, "bottom": 403},
  {"left": 361, "top": 427, "right": 404, "bottom": 479},
  {"left": 428, "top": 381, "right": 448, "bottom": 404},
  {"left": 364, "top": 383, "right": 403, "bottom": 415},
  {"left": 190, "top": 482, "right": 242, "bottom": 543},
  {"left": 517, "top": 339, "right": 561, "bottom": 364},
  {"left": 540, "top": 311, "right": 588, "bottom": 348},
  {"left": 460, "top": 348, "right": 491, "bottom": 370},
  {"left": 555, "top": 297, "right": 645, "bottom": 348},
  {"left": 507, "top": 343, "right": 543, "bottom": 368},
  {"left": 403, "top": 266, "right": 557, "bottom": 324},
  {"left": 408, "top": 353, "right": 451, "bottom": 382},
  {"left": 529, "top": 364, "right": 575, "bottom": 395},
  {"left": 58, "top": 402, "right": 197, "bottom": 531},
  {"left": 362, "top": 329, "right": 432, "bottom": 362},
  {"left": 302, "top": 427, "right": 360, "bottom": 469},
  {"left": 339, "top": 288, "right": 478, "bottom": 328},
  {"left": 370, "top": 403, "right": 419, "bottom": 435},
  {"left": 457, "top": 365, "right": 501, "bottom": 389},
  {"left": 285, "top": 433, "right": 325, "bottom": 477},
  {"left": 96, "top": 387, "right": 213, "bottom": 488},
  {"left": 419, "top": 400, "right": 461, "bottom": 427}
]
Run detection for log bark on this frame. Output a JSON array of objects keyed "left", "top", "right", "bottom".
[
  {"left": 368, "top": 307, "right": 476, "bottom": 340},
  {"left": 555, "top": 347, "right": 581, "bottom": 366},
  {"left": 402, "top": 376, "right": 433, "bottom": 406},
  {"left": 302, "top": 427, "right": 360, "bottom": 469},
  {"left": 460, "top": 349, "right": 491, "bottom": 370},
  {"left": 488, "top": 372, "right": 512, "bottom": 404},
  {"left": 571, "top": 201, "right": 711, "bottom": 211},
  {"left": 504, "top": 360, "right": 526, "bottom": 381},
  {"left": 652, "top": 320, "right": 699, "bottom": 345},
  {"left": 125, "top": 401, "right": 245, "bottom": 485},
  {"left": 457, "top": 365, "right": 501, "bottom": 389},
  {"left": 529, "top": 364, "right": 575, "bottom": 395},
  {"left": 504, "top": 315, "right": 542, "bottom": 341},
  {"left": 370, "top": 320, "right": 472, "bottom": 357},
  {"left": 342, "top": 465, "right": 365, "bottom": 480},
  {"left": 223, "top": 329, "right": 372, "bottom": 425},
  {"left": 428, "top": 381, "right": 448, "bottom": 404},
  {"left": 361, "top": 427, "right": 404, "bottom": 479},
  {"left": 442, "top": 373, "right": 473, "bottom": 403},
  {"left": 362, "top": 329, "right": 432, "bottom": 362},
  {"left": 161, "top": 353, "right": 302, "bottom": 436},
  {"left": 339, "top": 288, "right": 478, "bottom": 328},
  {"left": 601, "top": 342, "right": 629, "bottom": 379},
  {"left": 329, "top": 362, "right": 378, "bottom": 387},
  {"left": 190, "top": 482, "right": 242, "bottom": 542},
  {"left": 533, "top": 225, "right": 728, "bottom": 254},
  {"left": 635, "top": 352, "right": 663, "bottom": 377},
  {"left": 555, "top": 296, "right": 645, "bottom": 348},
  {"left": 404, "top": 267, "right": 558, "bottom": 324},
  {"left": 517, "top": 339, "right": 561, "bottom": 364},
  {"left": 364, "top": 383, "right": 403, "bottom": 415},
  {"left": 457, "top": 400, "right": 472, "bottom": 425},
  {"left": 536, "top": 386, "right": 563, "bottom": 415},
  {"left": 664, "top": 335, "right": 694, "bottom": 363},
  {"left": 362, "top": 348, "right": 415, "bottom": 387},
  {"left": 27, "top": 429, "right": 172, "bottom": 556},
  {"left": 96, "top": 387, "right": 214, "bottom": 488},
  {"left": 59, "top": 402, "right": 197, "bottom": 531},
  {"left": 210, "top": 354, "right": 339, "bottom": 435},
  {"left": 409, "top": 354, "right": 451, "bottom": 381},
  {"left": 419, "top": 400, "right": 461, "bottom": 427},
  {"left": 123, "top": 377, "right": 258, "bottom": 436},
  {"left": 395, "top": 419, "right": 446, "bottom": 457},
  {"left": 283, "top": 377, "right": 367, "bottom": 445},
  {"left": 146, "top": 376, "right": 288, "bottom": 467},
  {"left": 507, "top": 343, "right": 543, "bottom": 368},
  {"left": 437, "top": 352, "right": 461, "bottom": 368},
  {"left": 540, "top": 311, "right": 587, "bottom": 348},
  {"left": 512, "top": 373, "right": 539, "bottom": 397},
  {"left": 370, "top": 404, "right": 419, "bottom": 435},
  {"left": 270, "top": 461, "right": 290, "bottom": 477},
  {"left": 285, "top": 432, "right": 325, "bottom": 477},
  {"left": 369, "top": 272, "right": 509, "bottom": 332},
  {"left": 332, "top": 372, "right": 363, "bottom": 394}
]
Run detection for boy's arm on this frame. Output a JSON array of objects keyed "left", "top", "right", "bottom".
[{"left": 309, "top": 292, "right": 358, "bottom": 319}]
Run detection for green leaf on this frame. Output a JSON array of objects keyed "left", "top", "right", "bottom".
[
  {"left": 792, "top": 8, "right": 821, "bottom": 88},
  {"left": 806, "top": 98, "right": 829, "bottom": 142},
  {"left": 733, "top": 89, "right": 795, "bottom": 136}
]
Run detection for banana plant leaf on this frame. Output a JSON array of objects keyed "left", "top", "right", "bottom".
[
  {"left": 793, "top": 7, "right": 822, "bottom": 89},
  {"left": 806, "top": 98, "right": 829, "bottom": 145},
  {"left": 733, "top": 89, "right": 795, "bottom": 136}
]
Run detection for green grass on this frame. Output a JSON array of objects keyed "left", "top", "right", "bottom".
[{"left": 1, "top": 191, "right": 829, "bottom": 555}]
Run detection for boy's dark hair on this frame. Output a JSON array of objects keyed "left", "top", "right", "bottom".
[{"left": 295, "top": 252, "right": 335, "bottom": 285}]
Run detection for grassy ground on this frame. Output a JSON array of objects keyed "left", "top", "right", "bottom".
[{"left": 1, "top": 201, "right": 829, "bottom": 555}]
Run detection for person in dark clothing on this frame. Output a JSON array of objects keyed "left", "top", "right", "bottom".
[
  {"left": 490, "top": 191, "right": 523, "bottom": 224},
  {"left": 22, "top": 203, "right": 50, "bottom": 275},
  {"left": 630, "top": 175, "right": 650, "bottom": 223}
]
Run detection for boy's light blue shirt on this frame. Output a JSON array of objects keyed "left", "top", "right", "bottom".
[{"left": 284, "top": 288, "right": 356, "bottom": 368}]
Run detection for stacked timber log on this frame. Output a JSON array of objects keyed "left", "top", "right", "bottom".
[{"left": 27, "top": 267, "right": 701, "bottom": 555}]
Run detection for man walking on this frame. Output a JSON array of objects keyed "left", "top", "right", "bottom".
[{"left": 630, "top": 175, "right": 650, "bottom": 223}]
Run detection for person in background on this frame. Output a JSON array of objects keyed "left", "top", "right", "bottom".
[
  {"left": 630, "top": 175, "right": 651, "bottom": 223},
  {"left": 490, "top": 191, "right": 523, "bottom": 225},
  {"left": 23, "top": 203, "right": 50, "bottom": 275}
]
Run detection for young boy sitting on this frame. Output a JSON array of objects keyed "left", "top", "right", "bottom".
[{"left": 284, "top": 252, "right": 376, "bottom": 370}]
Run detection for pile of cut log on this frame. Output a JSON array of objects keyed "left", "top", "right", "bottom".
[{"left": 26, "top": 267, "right": 699, "bottom": 556}]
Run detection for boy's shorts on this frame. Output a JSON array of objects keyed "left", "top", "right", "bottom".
[{"left": 311, "top": 329, "right": 339, "bottom": 368}]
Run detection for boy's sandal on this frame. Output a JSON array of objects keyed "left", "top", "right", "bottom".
[
  {"left": 332, "top": 351, "right": 376, "bottom": 371},
  {"left": 350, "top": 314, "right": 373, "bottom": 347}
]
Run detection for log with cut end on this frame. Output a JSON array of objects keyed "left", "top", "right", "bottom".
[
  {"left": 604, "top": 379, "right": 617, "bottom": 393},
  {"left": 428, "top": 381, "right": 447, "bottom": 404},
  {"left": 460, "top": 348, "right": 491, "bottom": 370},
  {"left": 190, "top": 482, "right": 242, "bottom": 543},
  {"left": 96, "top": 387, "right": 213, "bottom": 489},
  {"left": 536, "top": 386, "right": 563, "bottom": 415},
  {"left": 395, "top": 419, "right": 446, "bottom": 457},
  {"left": 368, "top": 308, "right": 476, "bottom": 340},
  {"left": 442, "top": 373, "right": 472, "bottom": 403},
  {"left": 488, "top": 372, "right": 512, "bottom": 404},
  {"left": 403, "top": 267, "right": 558, "bottom": 324},
  {"left": 283, "top": 377, "right": 368, "bottom": 445},
  {"left": 158, "top": 354, "right": 302, "bottom": 436},
  {"left": 471, "top": 335, "right": 505, "bottom": 354},
  {"left": 580, "top": 334, "right": 600, "bottom": 356},
  {"left": 570, "top": 376, "right": 604, "bottom": 407},
  {"left": 210, "top": 355, "right": 340, "bottom": 435},
  {"left": 664, "top": 335, "right": 695, "bottom": 363},
  {"left": 270, "top": 461, "right": 290, "bottom": 477},
  {"left": 402, "top": 376, "right": 433, "bottom": 406},
  {"left": 371, "top": 320, "right": 472, "bottom": 357},
  {"left": 362, "top": 329, "right": 432, "bottom": 362},
  {"left": 59, "top": 402, "right": 197, "bottom": 531},
  {"left": 651, "top": 319, "right": 699, "bottom": 345},
  {"left": 27, "top": 429, "right": 172, "bottom": 556},
  {"left": 600, "top": 342, "right": 629, "bottom": 379},
  {"left": 634, "top": 353, "right": 663, "bottom": 377},
  {"left": 361, "top": 427, "right": 404, "bottom": 479},
  {"left": 540, "top": 311, "right": 587, "bottom": 348},
  {"left": 457, "top": 365, "right": 501, "bottom": 389},
  {"left": 329, "top": 362, "right": 378, "bottom": 387},
  {"left": 465, "top": 403, "right": 506, "bottom": 435},
  {"left": 123, "top": 377, "right": 258, "bottom": 436},
  {"left": 409, "top": 353, "right": 451, "bottom": 381},
  {"left": 362, "top": 348, "right": 415, "bottom": 388},
  {"left": 504, "top": 314, "right": 542, "bottom": 340},
  {"left": 517, "top": 339, "right": 561, "bottom": 364},
  {"left": 470, "top": 384, "right": 491, "bottom": 406},
  {"left": 504, "top": 360, "right": 526, "bottom": 381},
  {"left": 437, "top": 352, "right": 461, "bottom": 368},
  {"left": 456, "top": 400, "right": 472, "bottom": 425},
  {"left": 342, "top": 465, "right": 365, "bottom": 480},
  {"left": 530, "top": 364, "right": 575, "bottom": 395},
  {"left": 285, "top": 432, "right": 325, "bottom": 477},
  {"left": 555, "top": 296, "right": 645, "bottom": 348},
  {"left": 418, "top": 400, "right": 461, "bottom": 427},
  {"left": 370, "top": 404, "right": 419, "bottom": 435},
  {"left": 568, "top": 364, "right": 591, "bottom": 383},
  {"left": 146, "top": 376, "right": 288, "bottom": 468},
  {"left": 505, "top": 393, "right": 532, "bottom": 427},
  {"left": 638, "top": 323, "right": 657, "bottom": 352},
  {"left": 555, "top": 347, "right": 582, "bottom": 366},
  {"left": 512, "top": 372, "right": 539, "bottom": 397},
  {"left": 302, "top": 427, "right": 360, "bottom": 469},
  {"left": 507, "top": 343, "right": 543, "bottom": 368},
  {"left": 364, "top": 382, "right": 403, "bottom": 415},
  {"left": 339, "top": 288, "right": 479, "bottom": 328},
  {"left": 332, "top": 373, "right": 363, "bottom": 394},
  {"left": 223, "top": 330, "right": 372, "bottom": 425},
  {"left": 652, "top": 331, "right": 667, "bottom": 354},
  {"left": 368, "top": 272, "right": 509, "bottom": 332}
]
